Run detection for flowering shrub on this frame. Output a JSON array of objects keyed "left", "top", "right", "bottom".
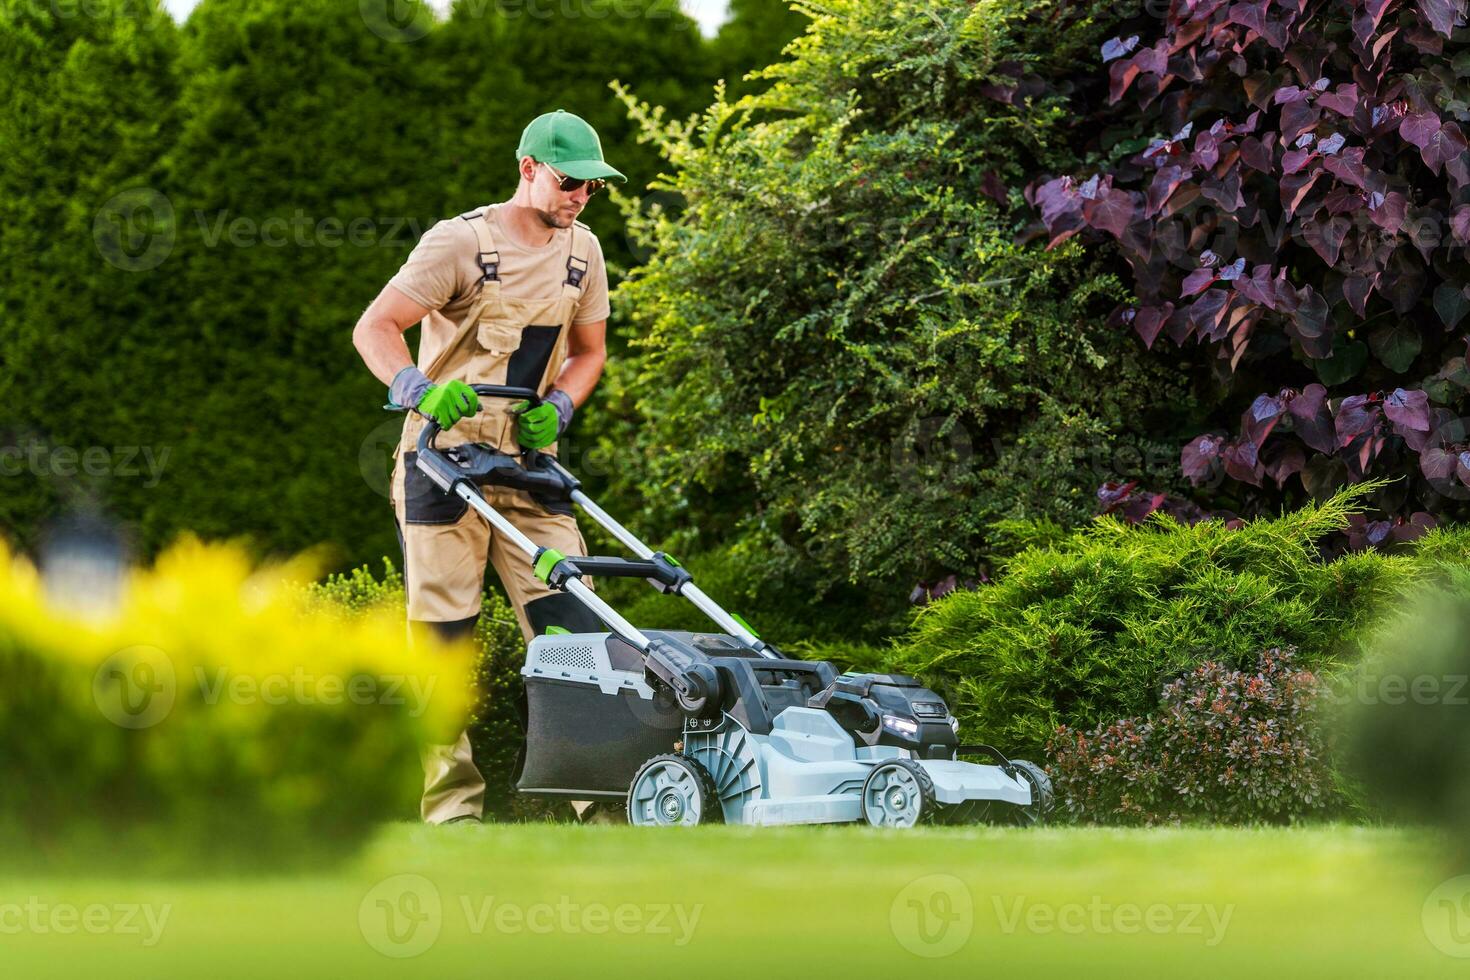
[
  {"left": 0, "top": 539, "right": 471, "bottom": 871},
  {"left": 1049, "top": 648, "right": 1339, "bottom": 824}
]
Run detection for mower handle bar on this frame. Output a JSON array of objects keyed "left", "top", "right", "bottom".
[
  {"left": 416, "top": 384, "right": 541, "bottom": 457},
  {"left": 406, "top": 385, "right": 772, "bottom": 659}
]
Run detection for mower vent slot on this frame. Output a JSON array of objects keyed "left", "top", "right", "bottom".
[{"left": 541, "top": 645, "right": 598, "bottom": 671}]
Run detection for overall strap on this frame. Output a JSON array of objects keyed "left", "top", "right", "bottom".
[
  {"left": 421, "top": 209, "right": 501, "bottom": 381},
  {"left": 560, "top": 221, "right": 591, "bottom": 302}
]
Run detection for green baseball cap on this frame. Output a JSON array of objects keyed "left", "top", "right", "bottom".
[{"left": 516, "top": 109, "right": 627, "bottom": 183}]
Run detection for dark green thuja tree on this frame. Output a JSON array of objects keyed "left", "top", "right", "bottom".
[{"left": 0, "top": 0, "right": 180, "bottom": 549}]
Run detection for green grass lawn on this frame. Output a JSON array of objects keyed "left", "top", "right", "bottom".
[{"left": 2, "top": 824, "right": 1465, "bottom": 978}]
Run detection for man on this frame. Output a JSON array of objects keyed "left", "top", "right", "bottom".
[{"left": 352, "top": 109, "right": 624, "bottom": 824}]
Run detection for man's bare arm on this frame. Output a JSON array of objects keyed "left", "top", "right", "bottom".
[
  {"left": 551, "top": 317, "right": 607, "bottom": 407},
  {"left": 353, "top": 284, "right": 433, "bottom": 387}
]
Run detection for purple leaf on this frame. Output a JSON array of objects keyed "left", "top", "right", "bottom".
[
  {"left": 1317, "top": 84, "right": 1360, "bottom": 117},
  {"left": 1223, "top": 440, "right": 1265, "bottom": 486},
  {"left": 1452, "top": 206, "right": 1470, "bottom": 242},
  {"left": 1102, "top": 35, "right": 1140, "bottom": 63},
  {"left": 1034, "top": 176, "right": 1081, "bottom": 227},
  {"left": 1317, "top": 132, "right": 1347, "bottom": 155},
  {"left": 1418, "top": 0, "right": 1469, "bottom": 38},
  {"left": 1353, "top": 0, "right": 1397, "bottom": 46},
  {"left": 1181, "top": 267, "right": 1220, "bottom": 298},
  {"left": 1281, "top": 101, "right": 1322, "bottom": 145},
  {"left": 1322, "top": 146, "right": 1368, "bottom": 187},
  {"left": 1291, "top": 286, "right": 1330, "bottom": 339},
  {"left": 1400, "top": 111, "right": 1443, "bottom": 150},
  {"left": 1240, "top": 135, "right": 1276, "bottom": 173},
  {"left": 1189, "top": 289, "right": 1233, "bottom": 342},
  {"left": 1335, "top": 394, "right": 1381, "bottom": 448},
  {"left": 1218, "top": 257, "right": 1247, "bottom": 282},
  {"left": 1369, "top": 191, "right": 1408, "bottom": 234},
  {"left": 1264, "top": 442, "right": 1306, "bottom": 487},
  {"left": 1302, "top": 214, "right": 1350, "bottom": 266},
  {"left": 1343, "top": 274, "right": 1379, "bottom": 316},
  {"left": 1146, "top": 165, "right": 1191, "bottom": 217},
  {"left": 1384, "top": 388, "right": 1432, "bottom": 432},
  {"left": 1243, "top": 393, "right": 1286, "bottom": 445},
  {"left": 1081, "top": 187, "right": 1139, "bottom": 239},
  {"left": 1289, "top": 384, "right": 1337, "bottom": 454},
  {"left": 1182, "top": 433, "right": 1224, "bottom": 484},
  {"left": 1423, "top": 121, "right": 1468, "bottom": 173},
  {"left": 1280, "top": 169, "right": 1324, "bottom": 219},
  {"left": 1133, "top": 303, "right": 1174, "bottom": 349}
]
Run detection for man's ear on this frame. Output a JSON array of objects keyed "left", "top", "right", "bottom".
[{"left": 518, "top": 156, "right": 538, "bottom": 183}]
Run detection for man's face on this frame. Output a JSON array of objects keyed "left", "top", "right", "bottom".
[{"left": 521, "top": 157, "right": 591, "bottom": 229}]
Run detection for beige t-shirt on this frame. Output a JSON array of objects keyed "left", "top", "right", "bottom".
[{"left": 389, "top": 203, "right": 609, "bottom": 330}]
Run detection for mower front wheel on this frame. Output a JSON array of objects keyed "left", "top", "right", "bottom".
[
  {"left": 861, "top": 759, "right": 936, "bottom": 828},
  {"left": 627, "top": 754, "right": 721, "bottom": 827},
  {"left": 1008, "top": 759, "right": 1054, "bottom": 826}
]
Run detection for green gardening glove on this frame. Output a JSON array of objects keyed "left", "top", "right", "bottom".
[
  {"left": 512, "top": 390, "right": 574, "bottom": 450},
  {"left": 417, "top": 380, "right": 480, "bottom": 430}
]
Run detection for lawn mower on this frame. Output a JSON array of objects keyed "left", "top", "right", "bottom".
[{"left": 413, "top": 384, "right": 1052, "bottom": 827}]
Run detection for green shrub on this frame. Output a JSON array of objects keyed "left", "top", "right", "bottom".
[
  {"left": 1049, "top": 648, "right": 1340, "bottom": 825},
  {"left": 603, "top": 0, "right": 1186, "bottom": 591},
  {"left": 0, "top": 539, "right": 470, "bottom": 872},
  {"left": 892, "top": 482, "right": 1470, "bottom": 755},
  {"left": 309, "top": 561, "right": 565, "bottom": 821},
  {"left": 1345, "top": 563, "right": 1470, "bottom": 850}
]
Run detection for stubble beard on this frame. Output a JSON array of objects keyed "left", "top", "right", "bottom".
[{"left": 534, "top": 207, "right": 574, "bottom": 230}]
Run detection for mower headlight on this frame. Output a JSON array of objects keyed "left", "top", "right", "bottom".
[{"left": 881, "top": 714, "right": 919, "bottom": 737}]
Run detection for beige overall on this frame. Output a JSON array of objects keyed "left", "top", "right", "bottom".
[{"left": 391, "top": 207, "right": 597, "bottom": 823}]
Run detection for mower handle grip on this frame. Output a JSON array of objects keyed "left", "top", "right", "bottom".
[{"left": 415, "top": 384, "right": 542, "bottom": 456}]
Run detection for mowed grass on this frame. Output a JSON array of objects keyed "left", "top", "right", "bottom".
[{"left": 1, "top": 824, "right": 1464, "bottom": 979}]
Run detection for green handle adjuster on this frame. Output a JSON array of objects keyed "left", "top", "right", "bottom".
[{"left": 534, "top": 547, "right": 567, "bottom": 584}]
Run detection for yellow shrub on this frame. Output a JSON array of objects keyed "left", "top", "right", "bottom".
[{"left": 0, "top": 537, "right": 472, "bottom": 872}]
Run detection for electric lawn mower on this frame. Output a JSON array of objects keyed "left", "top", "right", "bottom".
[{"left": 412, "top": 385, "right": 1053, "bottom": 828}]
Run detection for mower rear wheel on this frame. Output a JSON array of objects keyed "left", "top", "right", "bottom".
[
  {"left": 627, "top": 754, "right": 721, "bottom": 827},
  {"left": 861, "top": 759, "right": 936, "bottom": 828},
  {"left": 1008, "top": 759, "right": 1054, "bottom": 825}
]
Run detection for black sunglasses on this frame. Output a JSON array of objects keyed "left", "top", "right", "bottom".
[{"left": 541, "top": 163, "right": 605, "bottom": 196}]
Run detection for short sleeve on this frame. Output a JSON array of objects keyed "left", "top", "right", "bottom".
[
  {"left": 572, "top": 232, "right": 610, "bottom": 325},
  {"left": 388, "top": 218, "right": 475, "bottom": 312}
]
